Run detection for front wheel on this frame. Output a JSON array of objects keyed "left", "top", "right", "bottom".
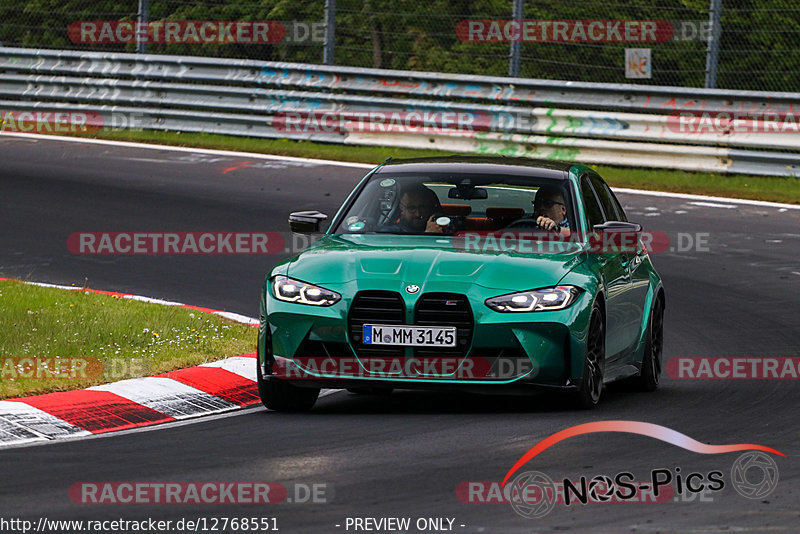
[
  {"left": 256, "top": 359, "right": 319, "bottom": 412},
  {"left": 574, "top": 304, "right": 605, "bottom": 409}
]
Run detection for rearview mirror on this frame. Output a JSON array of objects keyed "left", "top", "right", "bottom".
[
  {"left": 289, "top": 210, "right": 328, "bottom": 234},
  {"left": 448, "top": 187, "right": 488, "bottom": 200}
]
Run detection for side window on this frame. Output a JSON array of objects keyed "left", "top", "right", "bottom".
[
  {"left": 580, "top": 175, "right": 605, "bottom": 228},
  {"left": 607, "top": 188, "right": 628, "bottom": 222},
  {"left": 589, "top": 174, "right": 624, "bottom": 222}
]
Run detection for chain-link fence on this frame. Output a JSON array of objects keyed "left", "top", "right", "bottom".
[{"left": 1, "top": 0, "right": 798, "bottom": 92}]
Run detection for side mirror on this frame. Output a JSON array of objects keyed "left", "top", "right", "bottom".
[{"left": 289, "top": 210, "right": 328, "bottom": 234}]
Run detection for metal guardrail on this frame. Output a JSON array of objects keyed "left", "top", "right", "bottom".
[{"left": 1, "top": 47, "right": 799, "bottom": 176}]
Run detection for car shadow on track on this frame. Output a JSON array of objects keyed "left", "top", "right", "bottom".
[{"left": 259, "top": 382, "right": 663, "bottom": 415}]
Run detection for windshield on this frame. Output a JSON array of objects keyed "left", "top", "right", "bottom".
[{"left": 333, "top": 172, "right": 576, "bottom": 236}]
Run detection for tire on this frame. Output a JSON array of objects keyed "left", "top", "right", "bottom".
[
  {"left": 574, "top": 304, "right": 605, "bottom": 409},
  {"left": 256, "top": 357, "right": 319, "bottom": 412},
  {"left": 634, "top": 295, "right": 664, "bottom": 392}
]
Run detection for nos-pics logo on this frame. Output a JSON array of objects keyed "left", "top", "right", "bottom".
[{"left": 502, "top": 421, "right": 783, "bottom": 519}]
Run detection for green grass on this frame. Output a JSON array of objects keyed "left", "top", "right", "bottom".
[
  {"left": 590, "top": 165, "right": 800, "bottom": 205},
  {"left": 66, "top": 129, "right": 800, "bottom": 205},
  {"left": 0, "top": 280, "right": 255, "bottom": 399}
]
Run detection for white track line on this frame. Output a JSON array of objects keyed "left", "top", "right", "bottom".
[
  {"left": 2, "top": 131, "right": 797, "bottom": 209},
  {"left": 614, "top": 187, "right": 800, "bottom": 210},
  {"left": 0, "top": 132, "right": 374, "bottom": 169},
  {"left": 122, "top": 294, "right": 189, "bottom": 306},
  {"left": 214, "top": 311, "right": 260, "bottom": 326},
  {"left": 22, "top": 281, "right": 81, "bottom": 291},
  {"left": 2, "top": 280, "right": 260, "bottom": 325},
  {"left": 688, "top": 201, "right": 738, "bottom": 209}
]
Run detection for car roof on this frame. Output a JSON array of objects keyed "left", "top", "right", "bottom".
[{"left": 376, "top": 155, "right": 573, "bottom": 181}]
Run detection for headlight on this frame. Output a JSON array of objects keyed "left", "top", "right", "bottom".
[
  {"left": 485, "top": 286, "right": 580, "bottom": 312},
  {"left": 272, "top": 276, "right": 341, "bottom": 306}
]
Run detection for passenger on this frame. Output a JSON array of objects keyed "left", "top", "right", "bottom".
[{"left": 386, "top": 183, "right": 446, "bottom": 233}]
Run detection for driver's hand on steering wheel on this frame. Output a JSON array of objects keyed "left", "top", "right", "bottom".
[{"left": 536, "top": 215, "right": 558, "bottom": 232}]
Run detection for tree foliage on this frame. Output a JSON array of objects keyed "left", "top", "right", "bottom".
[{"left": 0, "top": 0, "right": 797, "bottom": 91}]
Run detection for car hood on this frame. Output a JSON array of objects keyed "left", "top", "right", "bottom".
[{"left": 283, "top": 234, "right": 585, "bottom": 291}]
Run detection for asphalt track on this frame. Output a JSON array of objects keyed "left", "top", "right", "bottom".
[{"left": 1, "top": 135, "right": 799, "bottom": 533}]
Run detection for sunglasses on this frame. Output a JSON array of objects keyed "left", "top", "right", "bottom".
[{"left": 534, "top": 199, "right": 565, "bottom": 208}]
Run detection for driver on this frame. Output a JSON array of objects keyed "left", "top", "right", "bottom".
[
  {"left": 532, "top": 185, "right": 570, "bottom": 237},
  {"left": 389, "top": 183, "right": 446, "bottom": 233}
]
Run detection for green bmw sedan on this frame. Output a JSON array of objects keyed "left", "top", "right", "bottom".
[{"left": 257, "top": 156, "right": 665, "bottom": 411}]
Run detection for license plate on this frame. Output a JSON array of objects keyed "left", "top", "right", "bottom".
[{"left": 363, "top": 324, "right": 457, "bottom": 347}]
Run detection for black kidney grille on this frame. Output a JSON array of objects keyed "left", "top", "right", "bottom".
[
  {"left": 414, "top": 293, "right": 473, "bottom": 357},
  {"left": 348, "top": 290, "right": 405, "bottom": 357}
]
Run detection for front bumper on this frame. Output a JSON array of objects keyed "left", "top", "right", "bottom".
[
  {"left": 259, "top": 282, "right": 594, "bottom": 389},
  {"left": 261, "top": 367, "right": 582, "bottom": 396}
]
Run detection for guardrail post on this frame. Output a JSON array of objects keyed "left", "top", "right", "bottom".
[
  {"left": 137, "top": 0, "right": 149, "bottom": 54},
  {"left": 704, "top": 0, "right": 722, "bottom": 88},
  {"left": 323, "top": 0, "right": 336, "bottom": 65},
  {"left": 508, "top": 0, "right": 523, "bottom": 77}
]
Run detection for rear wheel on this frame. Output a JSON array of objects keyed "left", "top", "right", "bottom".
[
  {"left": 635, "top": 295, "right": 664, "bottom": 391},
  {"left": 256, "top": 357, "right": 319, "bottom": 412},
  {"left": 574, "top": 304, "right": 605, "bottom": 409}
]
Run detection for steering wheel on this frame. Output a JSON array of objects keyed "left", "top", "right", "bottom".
[{"left": 504, "top": 217, "right": 546, "bottom": 230}]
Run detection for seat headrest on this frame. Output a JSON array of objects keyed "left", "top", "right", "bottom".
[{"left": 441, "top": 204, "right": 472, "bottom": 217}]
